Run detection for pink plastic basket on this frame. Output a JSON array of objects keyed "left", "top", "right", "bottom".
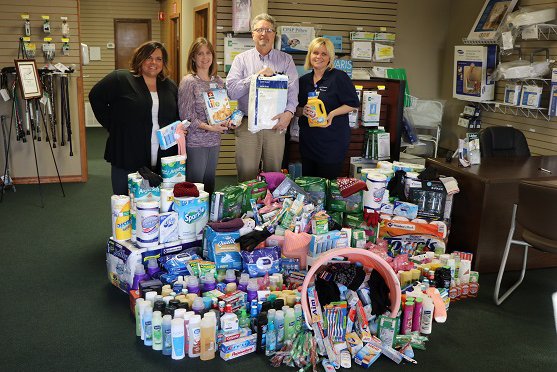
[{"left": 300, "top": 248, "right": 401, "bottom": 327}]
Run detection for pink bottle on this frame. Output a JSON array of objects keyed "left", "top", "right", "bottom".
[
  {"left": 401, "top": 301, "right": 414, "bottom": 335},
  {"left": 411, "top": 297, "right": 423, "bottom": 332}
]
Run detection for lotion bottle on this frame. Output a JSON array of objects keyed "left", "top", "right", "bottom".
[
  {"left": 152, "top": 310, "right": 163, "bottom": 351},
  {"left": 188, "top": 315, "right": 201, "bottom": 358},
  {"left": 171, "top": 318, "right": 185, "bottom": 360}
]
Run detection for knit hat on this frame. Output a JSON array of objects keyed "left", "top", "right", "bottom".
[
  {"left": 260, "top": 172, "right": 286, "bottom": 192},
  {"left": 337, "top": 177, "right": 368, "bottom": 198},
  {"left": 173, "top": 182, "right": 199, "bottom": 197},
  {"left": 207, "top": 217, "right": 244, "bottom": 232}
]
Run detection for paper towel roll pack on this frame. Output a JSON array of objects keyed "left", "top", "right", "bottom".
[
  {"left": 111, "top": 195, "right": 132, "bottom": 241},
  {"left": 136, "top": 200, "right": 160, "bottom": 248},
  {"left": 173, "top": 191, "right": 209, "bottom": 243}
]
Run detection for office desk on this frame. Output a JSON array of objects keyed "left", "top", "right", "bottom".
[{"left": 427, "top": 156, "right": 557, "bottom": 273}]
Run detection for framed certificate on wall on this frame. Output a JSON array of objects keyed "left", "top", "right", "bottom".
[
  {"left": 467, "top": 0, "right": 518, "bottom": 41},
  {"left": 14, "top": 59, "right": 42, "bottom": 100}
]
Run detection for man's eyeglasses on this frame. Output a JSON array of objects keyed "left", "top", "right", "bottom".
[{"left": 253, "top": 28, "right": 275, "bottom": 34}]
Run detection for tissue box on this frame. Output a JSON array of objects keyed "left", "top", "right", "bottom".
[
  {"left": 203, "top": 88, "right": 232, "bottom": 125},
  {"left": 453, "top": 45, "right": 497, "bottom": 102}
]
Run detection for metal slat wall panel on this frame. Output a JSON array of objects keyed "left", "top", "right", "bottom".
[
  {"left": 0, "top": 0, "right": 88, "bottom": 181},
  {"left": 215, "top": 0, "right": 398, "bottom": 176},
  {"left": 478, "top": 0, "right": 557, "bottom": 155},
  {"left": 80, "top": 0, "right": 161, "bottom": 102}
]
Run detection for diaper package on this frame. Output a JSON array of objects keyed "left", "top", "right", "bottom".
[
  {"left": 295, "top": 177, "right": 327, "bottom": 210},
  {"left": 248, "top": 74, "right": 289, "bottom": 133},
  {"left": 240, "top": 246, "right": 281, "bottom": 277},
  {"left": 210, "top": 185, "right": 244, "bottom": 221},
  {"left": 204, "top": 226, "right": 243, "bottom": 270},
  {"left": 328, "top": 180, "right": 363, "bottom": 213},
  {"left": 240, "top": 179, "right": 268, "bottom": 213},
  {"left": 203, "top": 88, "right": 232, "bottom": 125}
]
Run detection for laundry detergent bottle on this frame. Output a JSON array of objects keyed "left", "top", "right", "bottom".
[{"left": 307, "top": 92, "right": 327, "bottom": 127}]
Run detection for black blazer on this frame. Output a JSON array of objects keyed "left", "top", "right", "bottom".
[{"left": 89, "top": 69, "right": 179, "bottom": 171}]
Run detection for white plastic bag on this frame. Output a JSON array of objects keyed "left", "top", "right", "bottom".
[{"left": 248, "top": 74, "right": 289, "bottom": 133}]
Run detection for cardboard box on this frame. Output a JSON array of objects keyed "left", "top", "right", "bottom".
[
  {"left": 549, "top": 68, "right": 557, "bottom": 117},
  {"left": 278, "top": 26, "right": 315, "bottom": 52},
  {"left": 350, "top": 157, "right": 377, "bottom": 179},
  {"left": 453, "top": 45, "right": 497, "bottom": 102},
  {"left": 106, "top": 238, "right": 148, "bottom": 293},
  {"left": 504, "top": 83, "right": 522, "bottom": 105},
  {"left": 520, "top": 85, "right": 543, "bottom": 108},
  {"left": 203, "top": 88, "right": 232, "bottom": 125}
]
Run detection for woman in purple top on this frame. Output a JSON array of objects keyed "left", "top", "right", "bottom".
[{"left": 178, "top": 37, "right": 229, "bottom": 195}]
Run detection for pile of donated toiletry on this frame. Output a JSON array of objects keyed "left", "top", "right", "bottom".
[{"left": 106, "top": 157, "right": 479, "bottom": 368}]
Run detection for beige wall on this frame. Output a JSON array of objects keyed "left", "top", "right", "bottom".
[
  {"left": 181, "top": 0, "right": 215, "bottom": 76},
  {"left": 81, "top": 0, "right": 162, "bottom": 104},
  {"left": 395, "top": 0, "right": 451, "bottom": 99}
]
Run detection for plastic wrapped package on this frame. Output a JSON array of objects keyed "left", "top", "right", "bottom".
[{"left": 505, "top": 6, "right": 557, "bottom": 28}]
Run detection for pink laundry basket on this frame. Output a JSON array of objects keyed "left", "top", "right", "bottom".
[{"left": 300, "top": 248, "right": 401, "bottom": 327}]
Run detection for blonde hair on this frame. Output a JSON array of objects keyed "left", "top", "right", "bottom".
[
  {"left": 129, "top": 41, "right": 169, "bottom": 80},
  {"left": 304, "top": 37, "right": 335, "bottom": 71},
  {"left": 186, "top": 37, "right": 218, "bottom": 76}
]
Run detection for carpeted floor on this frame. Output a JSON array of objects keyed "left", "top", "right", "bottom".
[{"left": 0, "top": 127, "right": 556, "bottom": 371}]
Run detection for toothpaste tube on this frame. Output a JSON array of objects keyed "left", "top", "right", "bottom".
[
  {"left": 216, "top": 328, "right": 252, "bottom": 347},
  {"left": 307, "top": 286, "right": 323, "bottom": 324},
  {"left": 219, "top": 334, "right": 257, "bottom": 355},
  {"left": 219, "top": 344, "right": 256, "bottom": 360}
]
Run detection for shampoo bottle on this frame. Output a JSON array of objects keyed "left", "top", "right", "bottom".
[
  {"left": 284, "top": 308, "right": 296, "bottom": 342},
  {"left": 187, "top": 276, "right": 200, "bottom": 296},
  {"left": 143, "top": 307, "right": 153, "bottom": 346},
  {"left": 275, "top": 310, "right": 285, "bottom": 349},
  {"left": 256, "top": 312, "right": 268, "bottom": 354},
  {"left": 171, "top": 318, "right": 185, "bottom": 360},
  {"left": 401, "top": 301, "right": 414, "bottom": 335},
  {"left": 238, "top": 273, "right": 250, "bottom": 292},
  {"left": 200, "top": 316, "right": 216, "bottom": 360},
  {"left": 162, "top": 314, "right": 172, "bottom": 356},
  {"left": 188, "top": 315, "right": 201, "bottom": 358},
  {"left": 135, "top": 298, "right": 145, "bottom": 337},
  {"left": 224, "top": 269, "right": 237, "bottom": 284},
  {"left": 152, "top": 310, "right": 163, "bottom": 351},
  {"left": 411, "top": 297, "right": 423, "bottom": 333}
]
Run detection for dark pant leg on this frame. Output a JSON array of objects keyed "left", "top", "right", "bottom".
[
  {"left": 111, "top": 165, "right": 133, "bottom": 195},
  {"left": 302, "top": 157, "right": 344, "bottom": 180}
]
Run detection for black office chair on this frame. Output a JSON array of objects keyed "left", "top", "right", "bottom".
[
  {"left": 494, "top": 179, "right": 557, "bottom": 305},
  {"left": 480, "top": 126, "right": 531, "bottom": 157}
]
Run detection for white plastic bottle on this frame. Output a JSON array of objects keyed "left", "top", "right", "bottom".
[
  {"left": 152, "top": 310, "right": 163, "bottom": 351},
  {"left": 200, "top": 316, "right": 216, "bottom": 360},
  {"left": 171, "top": 318, "right": 185, "bottom": 360},
  {"left": 143, "top": 307, "right": 153, "bottom": 346},
  {"left": 188, "top": 314, "right": 201, "bottom": 358},
  {"left": 220, "top": 304, "right": 239, "bottom": 333},
  {"left": 420, "top": 297, "right": 434, "bottom": 335},
  {"left": 135, "top": 298, "right": 145, "bottom": 337}
]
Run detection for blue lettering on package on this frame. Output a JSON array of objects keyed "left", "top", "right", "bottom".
[{"left": 240, "top": 246, "right": 281, "bottom": 277}]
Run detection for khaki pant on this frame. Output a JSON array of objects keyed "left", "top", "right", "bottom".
[{"left": 234, "top": 118, "right": 285, "bottom": 182}]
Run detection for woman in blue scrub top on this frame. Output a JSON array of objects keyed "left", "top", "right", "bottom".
[{"left": 296, "top": 37, "right": 359, "bottom": 179}]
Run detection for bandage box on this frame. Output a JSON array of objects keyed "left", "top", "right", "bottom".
[
  {"left": 203, "top": 88, "right": 232, "bottom": 125},
  {"left": 453, "top": 45, "right": 497, "bottom": 102}
]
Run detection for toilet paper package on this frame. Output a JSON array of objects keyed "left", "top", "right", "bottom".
[
  {"left": 174, "top": 191, "right": 209, "bottom": 243},
  {"left": 204, "top": 226, "right": 242, "bottom": 270},
  {"left": 248, "top": 75, "right": 289, "bottom": 133},
  {"left": 161, "top": 155, "right": 186, "bottom": 183},
  {"left": 159, "top": 212, "right": 179, "bottom": 244},
  {"left": 106, "top": 238, "right": 148, "bottom": 293}
]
